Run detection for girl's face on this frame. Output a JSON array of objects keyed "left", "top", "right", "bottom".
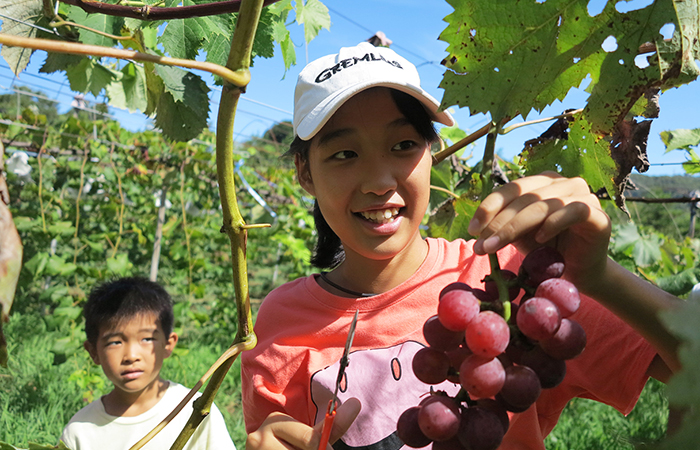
[{"left": 298, "top": 88, "right": 433, "bottom": 264}]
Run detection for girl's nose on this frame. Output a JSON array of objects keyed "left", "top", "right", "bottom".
[{"left": 360, "top": 156, "right": 397, "bottom": 196}]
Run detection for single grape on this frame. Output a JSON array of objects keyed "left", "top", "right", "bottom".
[
  {"left": 540, "top": 318, "right": 587, "bottom": 360},
  {"left": 446, "top": 345, "right": 473, "bottom": 383},
  {"left": 432, "top": 436, "right": 468, "bottom": 450},
  {"left": 520, "top": 346, "right": 567, "bottom": 389},
  {"left": 484, "top": 270, "right": 521, "bottom": 301},
  {"left": 459, "top": 355, "right": 505, "bottom": 399},
  {"left": 458, "top": 406, "right": 505, "bottom": 450},
  {"left": 516, "top": 297, "right": 561, "bottom": 341},
  {"left": 476, "top": 398, "right": 510, "bottom": 433},
  {"left": 424, "top": 315, "right": 465, "bottom": 352},
  {"left": 471, "top": 288, "right": 496, "bottom": 303},
  {"left": 465, "top": 311, "right": 510, "bottom": 359},
  {"left": 535, "top": 278, "right": 581, "bottom": 317},
  {"left": 413, "top": 347, "right": 451, "bottom": 385},
  {"left": 438, "top": 289, "right": 481, "bottom": 332},
  {"left": 520, "top": 246, "right": 565, "bottom": 286},
  {"left": 397, "top": 406, "right": 433, "bottom": 448},
  {"left": 440, "top": 282, "right": 473, "bottom": 298},
  {"left": 496, "top": 364, "right": 541, "bottom": 412},
  {"left": 418, "top": 396, "right": 461, "bottom": 442}
]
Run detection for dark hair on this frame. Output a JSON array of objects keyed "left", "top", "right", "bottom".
[
  {"left": 84, "top": 276, "right": 174, "bottom": 346},
  {"left": 288, "top": 87, "right": 440, "bottom": 269}
]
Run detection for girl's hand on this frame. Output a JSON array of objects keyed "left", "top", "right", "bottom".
[
  {"left": 467, "top": 172, "right": 611, "bottom": 293},
  {"left": 246, "top": 398, "right": 361, "bottom": 450}
]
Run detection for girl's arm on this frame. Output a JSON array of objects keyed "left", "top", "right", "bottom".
[
  {"left": 246, "top": 398, "right": 361, "bottom": 450},
  {"left": 468, "top": 172, "right": 681, "bottom": 373}
]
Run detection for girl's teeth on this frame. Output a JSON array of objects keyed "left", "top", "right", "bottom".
[{"left": 360, "top": 208, "right": 400, "bottom": 224}]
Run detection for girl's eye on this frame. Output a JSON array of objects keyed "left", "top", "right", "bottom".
[
  {"left": 392, "top": 140, "right": 418, "bottom": 151},
  {"left": 331, "top": 150, "right": 357, "bottom": 160}
]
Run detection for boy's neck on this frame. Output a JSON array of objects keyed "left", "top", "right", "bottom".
[{"left": 102, "top": 377, "right": 170, "bottom": 417}]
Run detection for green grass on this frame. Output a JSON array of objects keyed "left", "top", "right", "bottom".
[{"left": 545, "top": 378, "right": 669, "bottom": 449}]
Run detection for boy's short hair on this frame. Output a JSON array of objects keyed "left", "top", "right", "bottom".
[{"left": 84, "top": 276, "right": 174, "bottom": 346}]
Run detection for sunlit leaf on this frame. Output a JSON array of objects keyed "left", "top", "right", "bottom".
[
  {"left": 0, "top": 0, "right": 44, "bottom": 74},
  {"left": 296, "top": 0, "right": 330, "bottom": 43}
]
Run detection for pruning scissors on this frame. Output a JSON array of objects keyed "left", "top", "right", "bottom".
[{"left": 318, "top": 309, "right": 359, "bottom": 450}]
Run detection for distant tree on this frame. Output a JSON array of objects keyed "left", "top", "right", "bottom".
[{"left": 0, "top": 87, "right": 61, "bottom": 125}]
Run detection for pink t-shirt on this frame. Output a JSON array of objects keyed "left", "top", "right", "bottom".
[{"left": 241, "top": 238, "right": 656, "bottom": 449}]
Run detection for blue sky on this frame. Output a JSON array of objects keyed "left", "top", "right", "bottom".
[{"left": 2, "top": 0, "right": 699, "bottom": 176}]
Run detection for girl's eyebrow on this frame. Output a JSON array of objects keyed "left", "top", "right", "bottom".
[{"left": 317, "top": 117, "right": 413, "bottom": 147}]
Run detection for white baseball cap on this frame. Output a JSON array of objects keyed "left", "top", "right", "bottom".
[{"left": 293, "top": 42, "right": 455, "bottom": 141}]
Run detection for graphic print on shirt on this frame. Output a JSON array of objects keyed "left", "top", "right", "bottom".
[{"left": 310, "top": 340, "right": 460, "bottom": 450}]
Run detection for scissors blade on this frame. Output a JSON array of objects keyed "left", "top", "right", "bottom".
[{"left": 330, "top": 309, "right": 359, "bottom": 413}]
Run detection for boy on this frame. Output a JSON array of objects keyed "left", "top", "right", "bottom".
[{"left": 61, "top": 276, "right": 236, "bottom": 450}]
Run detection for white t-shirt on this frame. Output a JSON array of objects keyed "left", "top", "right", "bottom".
[{"left": 60, "top": 382, "right": 236, "bottom": 450}]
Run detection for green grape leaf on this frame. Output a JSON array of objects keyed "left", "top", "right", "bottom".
[
  {"left": 159, "top": 15, "right": 207, "bottom": 60},
  {"left": 106, "top": 253, "right": 133, "bottom": 275},
  {"left": 0, "top": 0, "right": 44, "bottom": 75},
  {"left": 105, "top": 62, "right": 148, "bottom": 113},
  {"left": 253, "top": 8, "right": 277, "bottom": 60},
  {"left": 296, "top": 0, "right": 330, "bottom": 43},
  {"left": 269, "top": 0, "right": 296, "bottom": 71},
  {"left": 204, "top": 33, "right": 233, "bottom": 73},
  {"left": 655, "top": 269, "right": 699, "bottom": 297},
  {"left": 65, "top": 4, "right": 124, "bottom": 47},
  {"left": 426, "top": 196, "right": 478, "bottom": 241},
  {"left": 439, "top": 0, "right": 686, "bottom": 134},
  {"left": 155, "top": 91, "right": 209, "bottom": 142},
  {"left": 273, "top": 19, "right": 296, "bottom": 72},
  {"left": 660, "top": 128, "right": 700, "bottom": 153},
  {"left": 65, "top": 58, "right": 118, "bottom": 97},
  {"left": 39, "top": 53, "right": 85, "bottom": 75},
  {"left": 519, "top": 116, "right": 616, "bottom": 195},
  {"left": 155, "top": 64, "right": 210, "bottom": 116}
]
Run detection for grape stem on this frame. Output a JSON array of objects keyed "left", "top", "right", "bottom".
[{"left": 479, "top": 122, "right": 511, "bottom": 322}]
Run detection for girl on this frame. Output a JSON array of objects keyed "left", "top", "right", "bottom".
[{"left": 242, "top": 42, "right": 679, "bottom": 450}]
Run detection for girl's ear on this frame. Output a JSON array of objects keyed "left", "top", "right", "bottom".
[{"left": 295, "top": 153, "right": 316, "bottom": 196}]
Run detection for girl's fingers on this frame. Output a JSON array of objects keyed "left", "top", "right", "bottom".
[
  {"left": 473, "top": 193, "right": 605, "bottom": 255},
  {"left": 468, "top": 172, "right": 566, "bottom": 236},
  {"left": 330, "top": 398, "right": 362, "bottom": 444},
  {"left": 470, "top": 176, "right": 593, "bottom": 242},
  {"left": 246, "top": 399, "right": 361, "bottom": 450},
  {"left": 246, "top": 412, "right": 316, "bottom": 450}
]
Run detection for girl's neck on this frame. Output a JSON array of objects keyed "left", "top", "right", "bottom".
[
  {"left": 330, "top": 237, "right": 429, "bottom": 296},
  {"left": 102, "top": 378, "right": 169, "bottom": 417}
]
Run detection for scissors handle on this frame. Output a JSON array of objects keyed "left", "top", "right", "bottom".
[{"left": 318, "top": 399, "right": 336, "bottom": 450}]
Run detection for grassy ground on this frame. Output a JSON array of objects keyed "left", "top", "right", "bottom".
[{"left": 1, "top": 311, "right": 670, "bottom": 449}]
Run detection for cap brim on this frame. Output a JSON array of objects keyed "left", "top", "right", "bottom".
[{"left": 296, "top": 82, "right": 455, "bottom": 141}]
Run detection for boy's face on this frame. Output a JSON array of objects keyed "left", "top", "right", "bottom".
[{"left": 85, "top": 312, "right": 177, "bottom": 397}]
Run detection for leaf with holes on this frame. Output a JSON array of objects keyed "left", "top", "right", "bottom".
[
  {"left": 519, "top": 116, "right": 616, "bottom": 195},
  {"left": 439, "top": 0, "right": 687, "bottom": 135}
]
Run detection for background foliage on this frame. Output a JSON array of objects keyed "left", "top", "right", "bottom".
[{"left": 1, "top": 0, "right": 700, "bottom": 448}]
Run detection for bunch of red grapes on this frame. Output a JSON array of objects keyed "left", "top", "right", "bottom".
[{"left": 397, "top": 247, "right": 587, "bottom": 450}]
